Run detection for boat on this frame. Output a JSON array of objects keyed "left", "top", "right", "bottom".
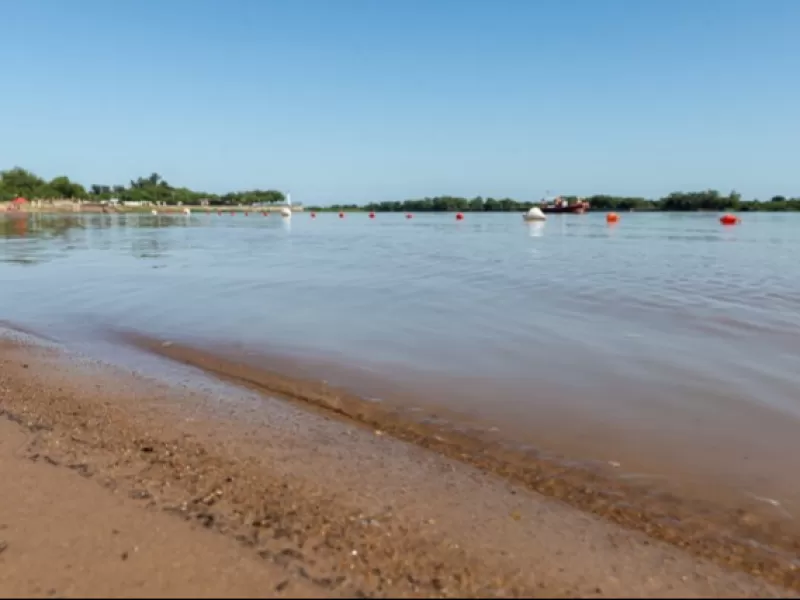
[
  {"left": 522, "top": 207, "right": 547, "bottom": 221},
  {"left": 539, "top": 196, "right": 590, "bottom": 214}
]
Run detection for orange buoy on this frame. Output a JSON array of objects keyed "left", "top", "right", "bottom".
[
  {"left": 455, "top": 213, "right": 464, "bottom": 221},
  {"left": 369, "top": 212, "right": 375, "bottom": 219},
  {"left": 606, "top": 212, "right": 619, "bottom": 224},
  {"left": 339, "top": 212, "right": 345, "bottom": 218},
  {"left": 720, "top": 213, "right": 740, "bottom": 225}
]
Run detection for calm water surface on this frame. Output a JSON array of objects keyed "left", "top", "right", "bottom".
[{"left": 2, "top": 211, "right": 800, "bottom": 508}]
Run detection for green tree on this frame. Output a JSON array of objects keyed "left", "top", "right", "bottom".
[
  {"left": 0, "top": 167, "right": 46, "bottom": 198},
  {"left": 49, "top": 176, "right": 87, "bottom": 199}
]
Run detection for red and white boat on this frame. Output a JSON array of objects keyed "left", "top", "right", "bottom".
[{"left": 540, "top": 196, "right": 590, "bottom": 214}]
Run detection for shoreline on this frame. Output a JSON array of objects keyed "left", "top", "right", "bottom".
[
  {"left": 116, "top": 333, "right": 800, "bottom": 589},
  {"left": 0, "top": 329, "right": 790, "bottom": 597}
]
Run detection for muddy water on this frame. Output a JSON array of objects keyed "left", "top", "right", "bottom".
[{"left": 2, "top": 210, "right": 800, "bottom": 527}]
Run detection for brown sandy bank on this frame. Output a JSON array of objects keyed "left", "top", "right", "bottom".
[
  {"left": 0, "top": 418, "right": 318, "bottom": 598},
  {"left": 0, "top": 334, "right": 790, "bottom": 597},
  {"left": 118, "top": 332, "right": 800, "bottom": 592}
]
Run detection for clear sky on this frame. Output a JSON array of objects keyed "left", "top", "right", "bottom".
[{"left": 1, "top": 0, "right": 798, "bottom": 204}]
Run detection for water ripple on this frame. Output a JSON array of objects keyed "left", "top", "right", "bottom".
[{"left": 4, "top": 211, "right": 800, "bottom": 505}]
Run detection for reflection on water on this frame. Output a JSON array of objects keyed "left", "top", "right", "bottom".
[
  {"left": 3, "top": 211, "right": 800, "bottom": 508},
  {"left": 525, "top": 221, "right": 545, "bottom": 237},
  {"left": 0, "top": 213, "right": 87, "bottom": 265},
  {"left": 0, "top": 213, "right": 201, "bottom": 264},
  {"left": 0, "top": 213, "right": 84, "bottom": 240}
]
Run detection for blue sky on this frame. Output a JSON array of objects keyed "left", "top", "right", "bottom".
[{"left": 1, "top": 0, "right": 798, "bottom": 203}]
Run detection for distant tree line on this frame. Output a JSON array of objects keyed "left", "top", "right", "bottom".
[
  {"left": 3, "top": 167, "right": 799, "bottom": 212},
  {"left": 0, "top": 167, "right": 285, "bottom": 206},
  {"left": 310, "top": 191, "right": 800, "bottom": 213},
  {"left": 339, "top": 191, "right": 800, "bottom": 212}
]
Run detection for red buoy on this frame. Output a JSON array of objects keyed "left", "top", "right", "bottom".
[
  {"left": 406, "top": 213, "right": 413, "bottom": 219},
  {"left": 720, "top": 214, "right": 740, "bottom": 225},
  {"left": 369, "top": 212, "right": 376, "bottom": 219},
  {"left": 310, "top": 212, "right": 317, "bottom": 218},
  {"left": 455, "top": 213, "right": 464, "bottom": 221},
  {"left": 339, "top": 212, "right": 345, "bottom": 218}
]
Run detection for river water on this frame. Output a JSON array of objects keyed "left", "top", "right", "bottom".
[{"left": 2, "top": 210, "right": 800, "bottom": 516}]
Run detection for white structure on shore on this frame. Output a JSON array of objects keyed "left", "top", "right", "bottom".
[{"left": 280, "top": 192, "right": 292, "bottom": 218}]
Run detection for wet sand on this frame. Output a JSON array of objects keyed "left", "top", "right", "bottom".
[
  {"left": 0, "top": 332, "right": 791, "bottom": 597},
  {"left": 117, "top": 332, "right": 800, "bottom": 592}
]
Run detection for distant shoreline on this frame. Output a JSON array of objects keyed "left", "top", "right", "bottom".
[
  {"left": 0, "top": 203, "right": 304, "bottom": 215},
  {"left": 2, "top": 166, "right": 799, "bottom": 214},
  {"left": 302, "top": 206, "right": 774, "bottom": 213},
  {"left": 4, "top": 204, "right": 800, "bottom": 215}
]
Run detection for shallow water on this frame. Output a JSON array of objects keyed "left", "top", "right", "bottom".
[{"left": 2, "top": 210, "right": 800, "bottom": 512}]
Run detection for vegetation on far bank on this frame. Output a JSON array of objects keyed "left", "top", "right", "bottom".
[
  {"left": 0, "top": 168, "right": 283, "bottom": 206},
  {"left": 2, "top": 166, "right": 799, "bottom": 212},
  {"left": 311, "top": 191, "right": 800, "bottom": 213}
]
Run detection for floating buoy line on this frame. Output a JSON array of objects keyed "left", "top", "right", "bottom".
[{"left": 143, "top": 208, "right": 743, "bottom": 227}]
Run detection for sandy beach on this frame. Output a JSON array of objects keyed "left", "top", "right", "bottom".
[{"left": 0, "top": 330, "right": 793, "bottom": 598}]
